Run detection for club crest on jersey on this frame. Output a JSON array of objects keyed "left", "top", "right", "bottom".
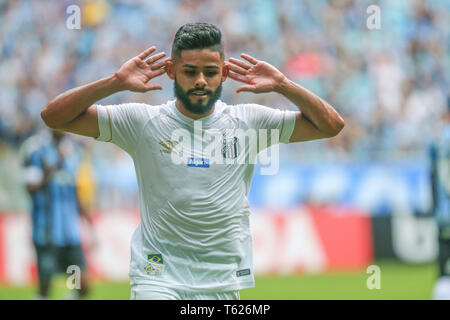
[
  {"left": 144, "top": 254, "right": 164, "bottom": 276},
  {"left": 222, "top": 134, "right": 240, "bottom": 159}
]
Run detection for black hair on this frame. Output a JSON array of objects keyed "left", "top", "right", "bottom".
[{"left": 171, "top": 23, "right": 224, "bottom": 59}]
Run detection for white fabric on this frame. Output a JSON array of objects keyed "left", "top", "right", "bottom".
[
  {"left": 433, "top": 276, "right": 450, "bottom": 300},
  {"left": 130, "top": 284, "right": 240, "bottom": 300},
  {"left": 95, "top": 99, "right": 296, "bottom": 292}
]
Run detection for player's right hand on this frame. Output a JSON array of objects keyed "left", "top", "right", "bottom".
[{"left": 114, "top": 46, "right": 169, "bottom": 93}]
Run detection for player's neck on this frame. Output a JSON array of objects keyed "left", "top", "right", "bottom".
[{"left": 175, "top": 99, "right": 215, "bottom": 120}]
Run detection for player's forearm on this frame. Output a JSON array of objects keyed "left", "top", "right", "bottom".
[
  {"left": 41, "top": 74, "right": 124, "bottom": 128},
  {"left": 275, "top": 78, "right": 345, "bottom": 136}
]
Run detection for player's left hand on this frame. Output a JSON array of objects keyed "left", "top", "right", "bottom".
[{"left": 226, "top": 54, "right": 287, "bottom": 94}]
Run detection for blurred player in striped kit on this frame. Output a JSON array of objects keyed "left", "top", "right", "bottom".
[
  {"left": 430, "top": 96, "right": 450, "bottom": 300},
  {"left": 21, "top": 130, "right": 92, "bottom": 299}
]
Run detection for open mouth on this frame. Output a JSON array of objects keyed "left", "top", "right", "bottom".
[{"left": 190, "top": 91, "right": 209, "bottom": 98}]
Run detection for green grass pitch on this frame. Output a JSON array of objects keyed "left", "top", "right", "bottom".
[{"left": 0, "top": 260, "right": 437, "bottom": 300}]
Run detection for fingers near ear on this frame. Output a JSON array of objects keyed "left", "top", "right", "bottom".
[
  {"left": 229, "top": 57, "right": 251, "bottom": 70},
  {"left": 138, "top": 46, "right": 156, "bottom": 59},
  {"left": 228, "top": 63, "right": 248, "bottom": 75},
  {"left": 152, "top": 68, "right": 167, "bottom": 77},
  {"left": 145, "top": 52, "right": 166, "bottom": 65},
  {"left": 150, "top": 58, "right": 170, "bottom": 70},
  {"left": 228, "top": 72, "right": 247, "bottom": 83},
  {"left": 240, "top": 53, "right": 258, "bottom": 64}
]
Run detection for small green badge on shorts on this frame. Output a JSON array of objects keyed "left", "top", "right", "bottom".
[{"left": 147, "top": 254, "right": 163, "bottom": 264}]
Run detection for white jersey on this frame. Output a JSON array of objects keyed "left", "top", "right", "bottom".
[{"left": 95, "top": 99, "right": 296, "bottom": 292}]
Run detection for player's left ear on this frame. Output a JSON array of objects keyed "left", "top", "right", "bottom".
[{"left": 221, "top": 62, "right": 229, "bottom": 82}]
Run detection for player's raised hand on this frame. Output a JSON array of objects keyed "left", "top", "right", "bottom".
[
  {"left": 227, "top": 54, "right": 287, "bottom": 94},
  {"left": 114, "top": 46, "right": 169, "bottom": 92}
]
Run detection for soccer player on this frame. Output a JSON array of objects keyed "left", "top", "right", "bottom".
[
  {"left": 21, "top": 130, "right": 91, "bottom": 299},
  {"left": 430, "top": 98, "right": 450, "bottom": 300},
  {"left": 40, "top": 23, "right": 344, "bottom": 300}
]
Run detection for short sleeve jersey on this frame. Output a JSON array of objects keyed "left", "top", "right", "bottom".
[{"left": 95, "top": 99, "right": 296, "bottom": 292}]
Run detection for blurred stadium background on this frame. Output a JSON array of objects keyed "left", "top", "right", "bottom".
[{"left": 0, "top": 0, "right": 448, "bottom": 299}]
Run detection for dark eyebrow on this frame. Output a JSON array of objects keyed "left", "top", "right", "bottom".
[{"left": 182, "top": 64, "right": 220, "bottom": 69}]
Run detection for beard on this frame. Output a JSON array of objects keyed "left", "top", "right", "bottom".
[{"left": 173, "top": 78, "right": 222, "bottom": 115}]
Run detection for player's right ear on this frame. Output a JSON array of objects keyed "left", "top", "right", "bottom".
[{"left": 165, "top": 59, "right": 175, "bottom": 80}]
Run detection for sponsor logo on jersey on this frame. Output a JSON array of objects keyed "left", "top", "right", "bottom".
[
  {"left": 159, "top": 140, "right": 179, "bottom": 154},
  {"left": 187, "top": 157, "right": 210, "bottom": 168}
]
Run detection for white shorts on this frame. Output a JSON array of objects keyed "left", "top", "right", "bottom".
[{"left": 130, "top": 284, "right": 240, "bottom": 300}]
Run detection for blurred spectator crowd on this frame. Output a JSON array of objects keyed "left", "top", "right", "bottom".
[{"left": 0, "top": 0, "right": 449, "bottom": 211}]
